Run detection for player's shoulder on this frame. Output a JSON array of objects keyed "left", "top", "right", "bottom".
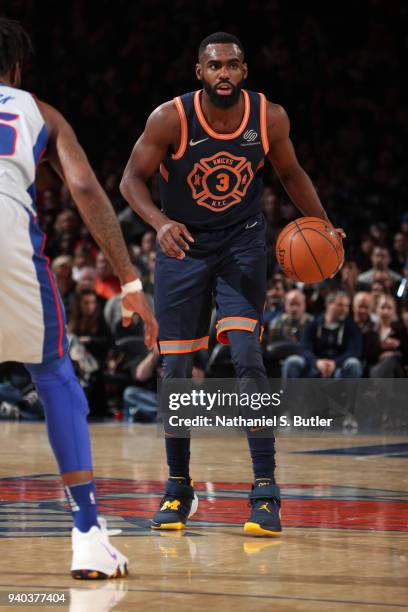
[
  {"left": 34, "top": 99, "right": 65, "bottom": 135},
  {"left": 0, "top": 84, "right": 36, "bottom": 106},
  {"left": 145, "top": 99, "right": 179, "bottom": 132},
  {"left": 145, "top": 98, "right": 186, "bottom": 145},
  {"left": 264, "top": 99, "right": 288, "bottom": 124},
  {"left": 1, "top": 85, "right": 47, "bottom": 131},
  {"left": 149, "top": 99, "right": 180, "bottom": 121}
]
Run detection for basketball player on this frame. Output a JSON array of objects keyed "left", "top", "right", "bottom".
[
  {"left": 0, "top": 19, "right": 157, "bottom": 577},
  {"left": 121, "top": 32, "right": 345, "bottom": 535}
]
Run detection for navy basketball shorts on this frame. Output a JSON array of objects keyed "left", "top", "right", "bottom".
[{"left": 154, "top": 214, "right": 267, "bottom": 355}]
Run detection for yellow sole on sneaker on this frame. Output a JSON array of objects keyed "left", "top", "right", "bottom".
[
  {"left": 151, "top": 522, "right": 185, "bottom": 531},
  {"left": 244, "top": 522, "right": 282, "bottom": 537}
]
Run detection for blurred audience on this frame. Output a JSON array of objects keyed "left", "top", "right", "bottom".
[
  {"left": 68, "top": 289, "right": 112, "bottom": 416},
  {"left": 357, "top": 246, "right": 402, "bottom": 289},
  {"left": 94, "top": 251, "right": 121, "bottom": 300},
  {"left": 282, "top": 291, "right": 363, "bottom": 379}
]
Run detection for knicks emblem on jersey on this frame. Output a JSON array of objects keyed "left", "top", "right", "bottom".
[{"left": 187, "top": 151, "right": 254, "bottom": 212}]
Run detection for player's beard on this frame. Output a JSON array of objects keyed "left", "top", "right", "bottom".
[{"left": 202, "top": 77, "right": 244, "bottom": 109}]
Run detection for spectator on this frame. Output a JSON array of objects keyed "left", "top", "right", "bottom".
[
  {"left": 370, "top": 277, "right": 391, "bottom": 317},
  {"left": 76, "top": 266, "right": 97, "bottom": 293},
  {"left": 340, "top": 260, "right": 360, "bottom": 297},
  {"left": 369, "top": 222, "right": 388, "bottom": 245},
  {"left": 47, "top": 210, "right": 80, "bottom": 258},
  {"left": 143, "top": 251, "right": 156, "bottom": 298},
  {"left": 140, "top": 230, "right": 156, "bottom": 260},
  {"left": 54, "top": 209, "right": 79, "bottom": 235},
  {"left": 401, "top": 301, "right": 408, "bottom": 334},
  {"left": 72, "top": 244, "right": 95, "bottom": 282},
  {"left": 68, "top": 289, "right": 112, "bottom": 416},
  {"left": 370, "top": 295, "right": 408, "bottom": 377},
  {"left": 371, "top": 270, "right": 394, "bottom": 294},
  {"left": 391, "top": 232, "right": 408, "bottom": 274},
  {"left": 51, "top": 255, "right": 75, "bottom": 317},
  {"left": 265, "top": 289, "right": 313, "bottom": 376},
  {"left": 268, "top": 289, "right": 313, "bottom": 345},
  {"left": 68, "top": 289, "right": 112, "bottom": 363},
  {"left": 352, "top": 292, "right": 381, "bottom": 372},
  {"left": 123, "top": 345, "right": 161, "bottom": 423},
  {"left": 283, "top": 291, "right": 363, "bottom": 379},
  {"left": 357, "top": 246, "right": 402, "bottom": 290},
  {"left": 94, "top": 251, "right": 121, "bottom": 300},
  {"left": 263, "top": 276, "right": 286, "bottom": 325},
  {"left": 355, "top": 234, "right": 376, "bottom": 273},
  {"left": 133, "top": 230, "right": 156, "bottom": 277}
]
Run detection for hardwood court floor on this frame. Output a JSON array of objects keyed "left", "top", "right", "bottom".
[{"left": 0, "top": 423, "right": 407, "bottom": 611}]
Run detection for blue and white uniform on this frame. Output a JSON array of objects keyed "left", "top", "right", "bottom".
[{"left": 0, "top": 84, "right": 68, "bottom": 364}]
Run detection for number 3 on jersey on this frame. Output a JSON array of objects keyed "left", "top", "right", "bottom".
[
  {"left": 0, "top": 112, "right": 19, "bottom": 156},
  {"left": 216, "top": 173, "right": 229, "bottom": 192}
]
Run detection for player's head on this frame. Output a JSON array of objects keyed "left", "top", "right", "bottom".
[
  {"left": 0, "top": 18, "right": 32, "bottom": 86},
  {"left": 196, "top": 32, "right": 247, "bottom": 109}
]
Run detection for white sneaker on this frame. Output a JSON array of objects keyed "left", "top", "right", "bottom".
[{"left": 71, "top": 518, "right": 129, "bottom": 579}]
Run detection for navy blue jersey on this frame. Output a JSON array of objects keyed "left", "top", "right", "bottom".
[{"left": 159, "top": 89, "right": 269, "bottom": 231}]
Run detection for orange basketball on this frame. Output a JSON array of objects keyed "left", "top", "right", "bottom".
[{"left": 275, "top": 217, "right": 344, "bottom": 283}]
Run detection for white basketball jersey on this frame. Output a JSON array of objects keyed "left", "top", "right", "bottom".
[{"left": 0, "top": 84, "right": 48, "bottom": 212}]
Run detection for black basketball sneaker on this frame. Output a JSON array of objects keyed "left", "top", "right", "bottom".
[
  {"left": 244, "top": 479, "right": 282, "bottom": 536},
  {"left": 151, "top": 477, "right": 198, "bottom": 530}
]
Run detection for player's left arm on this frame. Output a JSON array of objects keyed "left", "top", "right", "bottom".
[{"left": 265, "top": 102, "right": 345, "bottom": 239}]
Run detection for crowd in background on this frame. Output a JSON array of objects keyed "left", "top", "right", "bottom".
[{"left": 1, "top": 0, "right": 407, "bottom": 422}]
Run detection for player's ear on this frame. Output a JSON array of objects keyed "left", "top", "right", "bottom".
[
  {"left": 195, "top": 62, "right": 202, "bottom": 81},
  {"left": 243, "top": 62, "right": 248, "bottom": 80}
]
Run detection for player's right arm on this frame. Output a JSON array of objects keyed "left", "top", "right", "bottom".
[{"left": 120, "top": 103, "right": 194, "bottom": 260}]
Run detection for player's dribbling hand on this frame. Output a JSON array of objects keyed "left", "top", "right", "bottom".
[
  {"left": 157, "top": 221, "right": 194, "bottom": 259},
  {"left": 334, "top": 227, "right": 346, "bottom": 240},
  {"left": 122, "top": 291, "right": 158, "bottom": 350}
]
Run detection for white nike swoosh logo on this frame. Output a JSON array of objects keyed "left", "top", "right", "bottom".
[
  {"left": 189, "top": 137, "right": 209, "bottom": 147},
  {"left": 241, "top": 141, "right": 261, "bottom": 146},
  {"left": 245, "top": 221, "right": 258, "bottom": 230}
]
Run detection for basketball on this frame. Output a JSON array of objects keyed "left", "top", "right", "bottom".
[{"left": 275, "top": 217, "right": 344, "bottom": 283}]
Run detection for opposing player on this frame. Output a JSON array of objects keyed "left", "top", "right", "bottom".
[
  {"left": 0, "top": 19, "right": 157, "bottom": 576},
  {"left": 121, "top": 32, "right": 344, "bottom": 535}
]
